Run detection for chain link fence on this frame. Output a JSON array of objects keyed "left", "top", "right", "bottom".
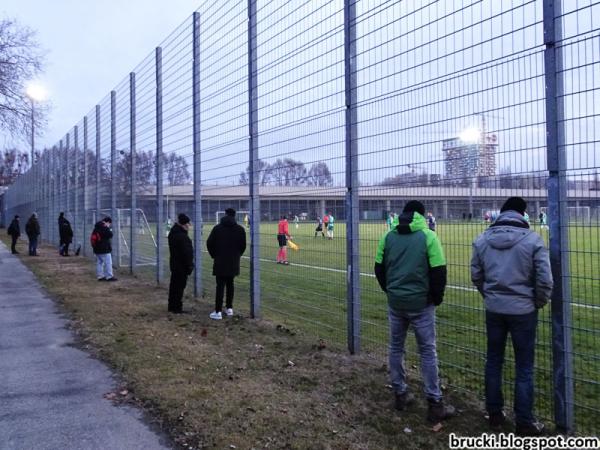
[{"left": 2, "top": 0, "right": 599, "bottom": 434}]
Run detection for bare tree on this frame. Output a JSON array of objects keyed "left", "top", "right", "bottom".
[
  {"left": 306, "top": 161, "right": 333, "bottom": 187},
  {"left": 163, "top": 153, "right": 191, "bottom": 186},
  {"left": 0, "top": 18, "right": 46, "bottom": 139},
  {"left": 0, "top": 148, "right": 29, "bottom": 184},
  {"left": 239, "top": 159, "right": 272, "bottom": 186}
]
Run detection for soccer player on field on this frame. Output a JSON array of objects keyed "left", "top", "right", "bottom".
[{"left": 276, "top": 216, "right": 291, "bottom": 265}]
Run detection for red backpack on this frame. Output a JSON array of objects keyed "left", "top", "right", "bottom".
[{"left": 90, "top": 230, "right": 102, "bottom": 249}]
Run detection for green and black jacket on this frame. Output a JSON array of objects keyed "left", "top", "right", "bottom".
[{"left": 374, "top": 211, "right": 447, "bottom": 311}]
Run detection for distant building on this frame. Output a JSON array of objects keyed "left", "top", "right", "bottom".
[{"left": 442, "top": 134, "right": 498, "bottom": 186}]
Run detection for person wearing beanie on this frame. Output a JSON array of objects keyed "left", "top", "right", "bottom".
[
  {"left": 25, "top": 213, "right": 41, "bottom": 256},
  {"left": 374, "top": 200, "right": 455, "bottom": 423},
  {"left": 471, "top": 197, "right": 553, "bottom": 435},
  {"left": 92, "top": 216, "right": 117, "bottom": 281},
  {"left": 7, "top": 215, "right": 21, "bottom": 254},
  {"left": 206, "top": 208, "right": 246, "bottom": 320},
  {"left": 168, "top": 213, "right": 194, "bottom": 314}
]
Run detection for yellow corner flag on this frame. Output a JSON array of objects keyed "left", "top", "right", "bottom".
[{"left": 288, "top": 240, "right": 300, "bottom": 251}]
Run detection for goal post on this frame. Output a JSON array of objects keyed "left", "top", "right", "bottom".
[
  {"left": 215, "top": 210, "right": 250, "bottom": 225},
  {"left": 566, "top": 206, "right": 591, "bottom": 224}
]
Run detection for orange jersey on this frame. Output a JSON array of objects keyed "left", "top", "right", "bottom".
[{"left": 278, "top": 220, "right": 289, "bottom": 236}]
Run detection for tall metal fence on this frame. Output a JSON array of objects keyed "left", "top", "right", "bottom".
[{"left": 2, "top": 0, "right": 599, "bottom": 434}]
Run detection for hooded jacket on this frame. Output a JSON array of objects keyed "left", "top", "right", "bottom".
[
  {"left": 168, "top": 223, "right": 194, "bottom": 275},
  {"left": 374, "top": 211, "right": 447, "bottom": 311},
  {"left": 206, "top": 215, "right": 246, "bottom": 277},
  {"left": 471, "top": 210, "right": 553, "bottom": 314},
  {"left": 92, "top": 221, "right": 113, "bottom": 255},
  {"left": 7, "top": 218, "right": 20, "bottom": 238},
  {"left": 25, "top": 216, "right": 41, "bottom": 238}
]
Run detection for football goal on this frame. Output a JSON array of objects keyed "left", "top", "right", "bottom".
[{"left": 215, "top": 210, "right": 250, "bottom": 225}]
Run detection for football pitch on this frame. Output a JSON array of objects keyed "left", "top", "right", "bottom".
[{"left": 131, "top": 220, "right": 599, "bottom": 431}]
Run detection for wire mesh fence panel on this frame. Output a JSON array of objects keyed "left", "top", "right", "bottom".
[
  {"left": 254, "top": 0, "right": 348, "bottom": 346},
  {"left": 2, "top": 0, "right": 599, "bottom": 434},
  {"left": 555, "top": 0, "right": 600, "bottom": 434}
]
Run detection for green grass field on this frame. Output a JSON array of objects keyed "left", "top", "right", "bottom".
[{"left": 124, "top": 219, "right": 599, "bottom": 433}]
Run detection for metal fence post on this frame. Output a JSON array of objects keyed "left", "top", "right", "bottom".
[
  {"left": 130, "top": 72, "right": 137, "bottom": 274},
  {"left": 156, "top": 46, "right": 164, "bottom": 284},
  {"left": 59, "top": 139, "right": 64, "bottom": 221},
  {"left": 65, "top": 134, "right": 70, "bottom": 217},
  {"left": 74, "top": 125, "right": 79, "bottom": 251},
  {"left": 192, "top": 11, "right": 202, "bottom": 298},
  {"left": 95, "top": 105, "right": 101, "bottom": 216},
  {"left": 248, "top": 0, "right": 260, "bottom": 318},
  {"left": 344, "top": 0, "right": 360, "bottom": 354},
  {"left": 543, "top": 0, "right": 574, "bottom": 433},
  {"left": 110, "top": 90, "right": 120, "bottom": 267},
  {"left": 83, "top": 116, "right": 88, "bottom": 256}
]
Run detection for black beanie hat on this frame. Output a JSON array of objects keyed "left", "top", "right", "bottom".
[
  {"left": 178, "top": 213, "right": 191, "bottom": 225},
  {"left": 500, "top": 197, "right": 527, "bottom": 215},
  {"left": 402, "top": 200, "right": 425, "bottom": 216}
]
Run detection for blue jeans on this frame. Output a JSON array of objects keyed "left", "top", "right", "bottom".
[
  {"left": 485, "top": 310, "right": 538, "bottom": 425},
  {"left": 389, "top": 305, "right": 442, "bottom": 401},
  {"left": 96, "top": 253, "right": 114, "bottom": 279},
  {"left": 28, "top": 236, "right": 38, "bottom": 255}
]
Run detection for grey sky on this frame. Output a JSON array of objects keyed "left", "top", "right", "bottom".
[{"left": 0, "top": 0, "right": 199, "bottom": 149}]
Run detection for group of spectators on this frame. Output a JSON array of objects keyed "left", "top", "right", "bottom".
[
  {"left": 375, "top": 196, "right": 552, "bottom": 435},
  {"left": 7, "top": 196, "right": 552, "bottom": 435}
]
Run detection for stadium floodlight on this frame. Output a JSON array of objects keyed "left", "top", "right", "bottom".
[
  {"left": 26, "top": 82, "right": 48, "bottom": 102},
  {"left": 459, "top": 127, "right": 481, "bottom": 143}
]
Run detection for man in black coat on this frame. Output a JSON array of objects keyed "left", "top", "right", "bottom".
[
  {"left": 168, "top": 213, "right": 194, "bottom": 313},
  {"left": 7, "top": 215, "right": 21, "bottom": 254},
  {"left": 207, "top": 208, "right": 246, "bottom": 320},
  {"left": 58, "top": 212, "right": 74, "bottom": 256},
  {"left": 25, "top": 213, "right": 41, "bottom": 256}
]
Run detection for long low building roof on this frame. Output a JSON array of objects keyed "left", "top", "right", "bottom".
[{"left": 139, "top": 184, "right": 600, "bottom": 201}]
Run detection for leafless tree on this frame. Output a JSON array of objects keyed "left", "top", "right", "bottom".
[{"left": 0, "top": 18, "right": 46, "bottom": 139}]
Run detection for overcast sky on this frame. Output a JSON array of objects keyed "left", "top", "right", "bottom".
[{"left": 1, "top": 0, "right": 200, "bottom": 149}]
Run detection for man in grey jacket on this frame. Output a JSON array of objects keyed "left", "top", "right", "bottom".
[{"left": 471, "top": 197, "right": 553, "bottom": 436}]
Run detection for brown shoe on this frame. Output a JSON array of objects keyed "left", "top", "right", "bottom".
[
  {"left": 394, "top": 392, "right": 415, "bottom": 411},
  {"left": 516, "top": 421, "right": 545, "bottom": 436},
  {"left": 427, "top": 399, "right": 456, "bottom": 423},
  {"left": 489, "top": 411, "right": 506, "bottom": 430}
]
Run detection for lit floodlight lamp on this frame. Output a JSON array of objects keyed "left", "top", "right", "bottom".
[
  {"left": 26, "top": 83, "right": 48, "bottom": 102},
  {"left": 459, "top": 127, "right": 481, "bottom": 143}
]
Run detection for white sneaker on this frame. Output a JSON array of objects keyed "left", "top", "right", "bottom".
[
  {"left": 225, "top": 308, "right": 234, "bottom": 317},
  {"left": 209, "top": 311, "right": 222, "bottom": 320}
]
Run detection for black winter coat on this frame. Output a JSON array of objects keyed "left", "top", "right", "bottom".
[
  {"left": 92, "top": 221, "right": 113, "bottom": 254},
  {"left": 25, "top": 217, "right": 40, "bottom": 238},
  {"left": 59, "top": 219, "right": 73, "bottom": 244},
  {"left": 7, "top": 219, "right": 20, "bottom": 238},
  {"left": 206, "top": 215, "right": 246, "bottom": 277},
  {"left": 168, "top": 224, "right": 194, "bottom": 275}
]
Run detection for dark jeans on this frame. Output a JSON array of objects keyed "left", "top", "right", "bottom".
[
  {"left": 168, "top": 271, "right": 188, "bottom": 312},
  {"left": 28, "top": 236, "right": 38, "bottom": 255},
  {"left": 485, "top": 310, "right": 538, "bottom": 425},
  {"left": 215, "top": 276, "right": 234, "bottom": 312},
  {"left": 60, "top": 241, "right": 70, "bottom": 256},
  {"left": 11, "top": 235, "right": 18, "bottom": 253}
]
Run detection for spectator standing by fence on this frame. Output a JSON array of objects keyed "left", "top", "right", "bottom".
[
  {"left": 92, "top": 216, "right": 117, "bottom": 282},
  {"left": 374, "top": 200, "right": 455, "bottom": 423},
  {"left": 167, "top": 213, "right": 194, "bottom": 314},
  {"left": 25, "top": 213, "right": 40, "bottom": 256},
  {"left": 7, "top": 215, "right": 21, "bottom": 254},
  {"left": 471, "top": 197, "right": 553, "bottom": 435},
  {"left": 207, "top": 208, "right": 246, "bottom": 320},
  {"left": 58, "top": 212, "right": 73, "bottom": 256}
]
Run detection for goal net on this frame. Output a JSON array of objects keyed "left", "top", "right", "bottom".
[
  {"left": 567, "top": 206, "right": 591, "bottom": 224},
  {"left": 215, "top": 210, "right": 250, "bottom": 225}
]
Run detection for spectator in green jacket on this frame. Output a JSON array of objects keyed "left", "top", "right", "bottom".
[{"left": 374, "top": 200, "right": 454, "bottom": 423}]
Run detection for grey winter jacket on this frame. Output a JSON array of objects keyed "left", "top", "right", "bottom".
[{"left": 471, "top": 210, "right": 553, "bottom": 315}]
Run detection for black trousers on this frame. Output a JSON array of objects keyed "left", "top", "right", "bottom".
[
  {"left": 168, "top": 271, "right": 188, "bottom": 312},
  {"left": 215, "top": 276, "right": 234, "bottom": 312},
  {"left": 10, "top": 236, "right": 18, "bottom": 253}
]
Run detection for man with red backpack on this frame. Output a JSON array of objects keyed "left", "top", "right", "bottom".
[{"left": 91, "top": 216, "right": 117, "bottom": 282}]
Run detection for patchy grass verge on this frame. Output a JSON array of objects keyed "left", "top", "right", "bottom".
[{"left": 3, "top": 237, "right": 493, "bottom": 449}]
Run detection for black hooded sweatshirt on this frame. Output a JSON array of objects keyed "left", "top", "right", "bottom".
[{"left": 206, "top": 215, "right": 246, "bottom": 277}]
